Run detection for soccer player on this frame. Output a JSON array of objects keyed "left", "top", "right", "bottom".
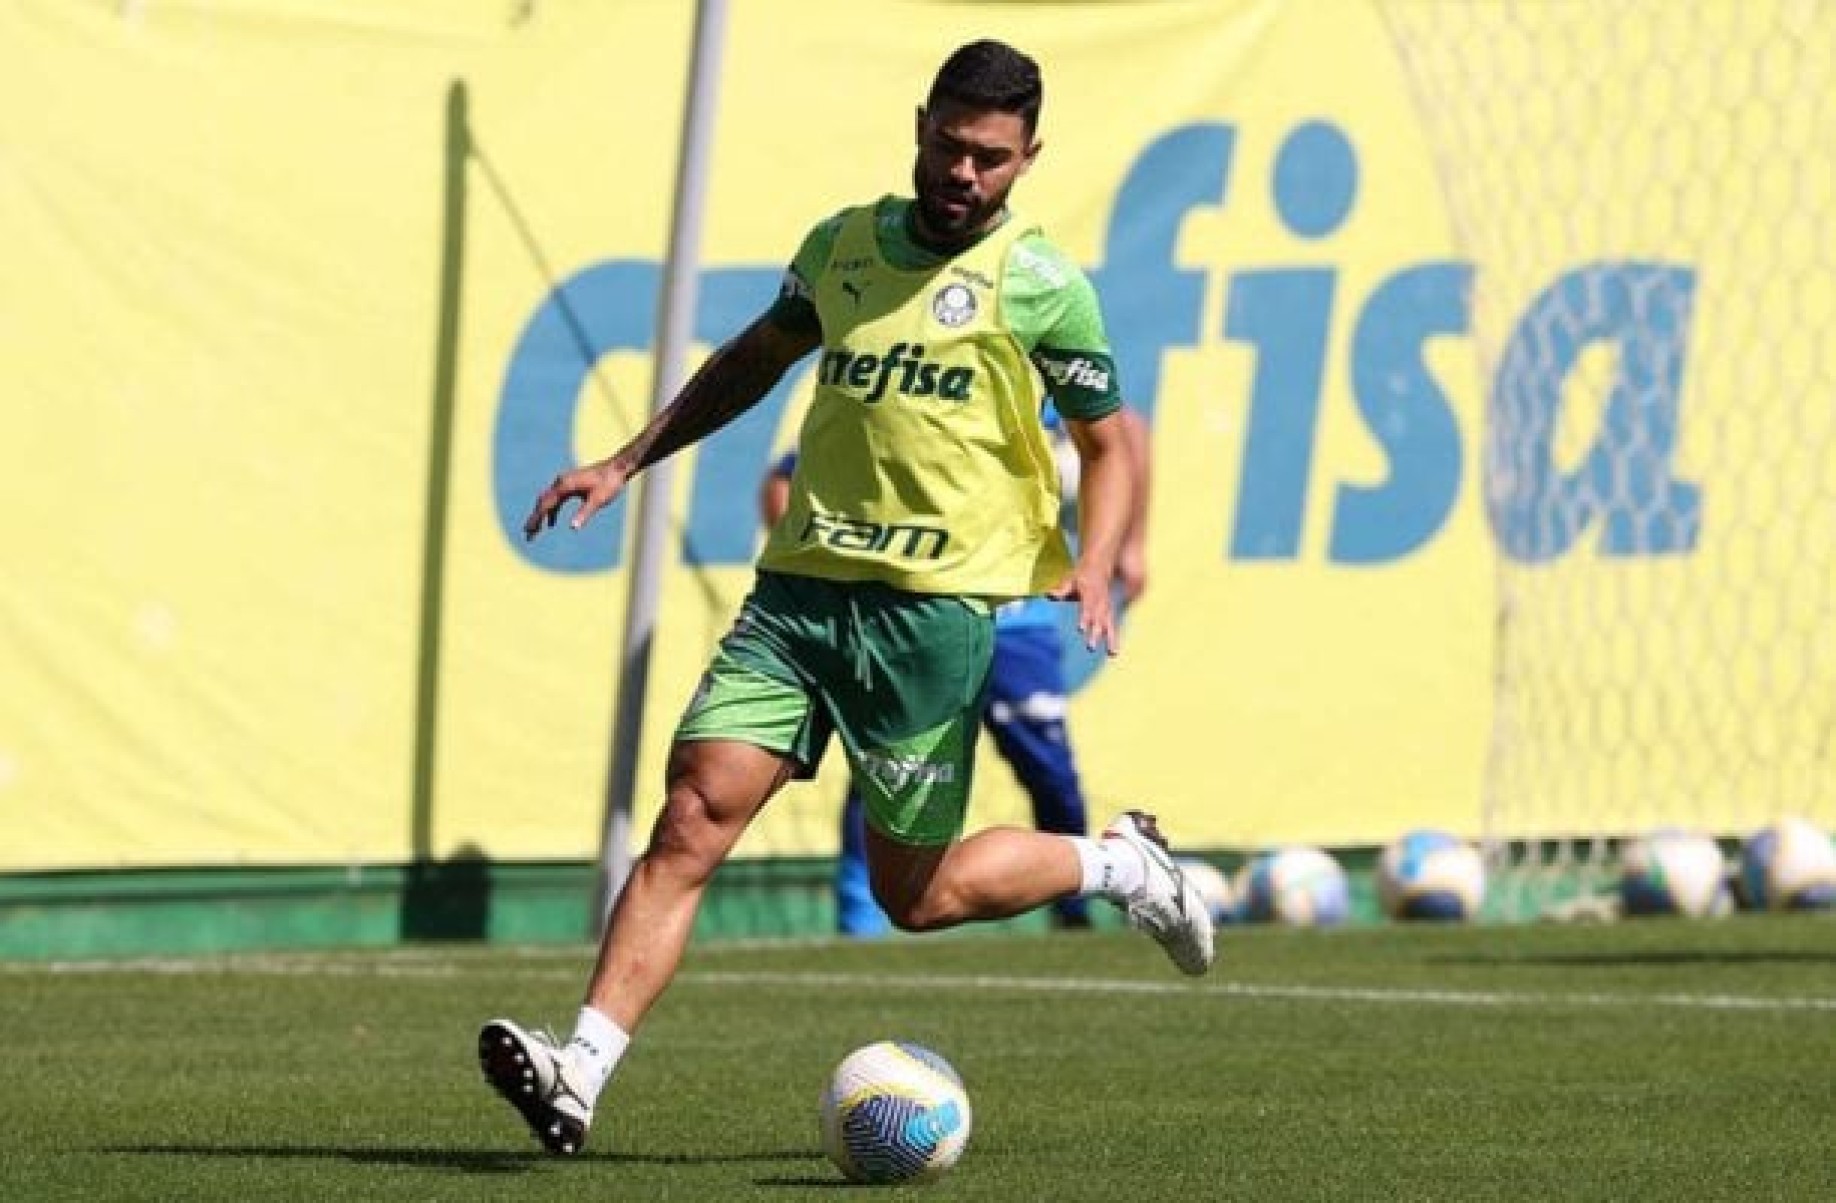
[
  {"left": 759, "top": 401, "right": 1152, "bottom": 935},
  {"left": 482, "top": 39, "right": 1214, "bottom": 1157}
]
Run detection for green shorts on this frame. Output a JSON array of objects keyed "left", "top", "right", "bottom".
[{"left": 675, "top": 571, "right": 994, "bottom": 845}]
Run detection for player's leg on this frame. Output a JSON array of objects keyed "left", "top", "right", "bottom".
[
  {"left": 836, "top": 586, "right": 1210, "bottom": 971},
  {"left": 581, "top": 736, "right": 796, "bottom": 1028},
  {"left": 480, "top": 577, "right": 828, "bottom": 1155},
  {"left": 866, "top": 819, "right": 1082, "bottom": 928},
  {"left": 479, "top": 736, "right": 790, "bottom": 1154},
  {"left": 866, "top": 805, "right": 1215, "bottom": 979}
]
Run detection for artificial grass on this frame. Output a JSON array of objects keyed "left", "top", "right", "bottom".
[{"left": 1, "top": 915, "right": 1831, "bottom": 1200}]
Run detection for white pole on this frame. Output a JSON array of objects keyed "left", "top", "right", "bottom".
[{"left": 594, "top": 0, "right": 729, "bottom": 932}]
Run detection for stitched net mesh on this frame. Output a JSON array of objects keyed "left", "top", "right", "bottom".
[{"left": 1379, "top": 0, "right": 1836, "bottom": 917}]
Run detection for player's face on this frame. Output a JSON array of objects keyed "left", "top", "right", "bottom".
[{"left": 910, "top": 100, "right": 1038, "bottom": 246}]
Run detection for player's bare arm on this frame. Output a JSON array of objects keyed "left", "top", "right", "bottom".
[
  {"left": 523, "top": 315, "right": 820, "bottom": 539},
  {"left": 1052, "top": 408, "right": 1135, "bottom": 654}
]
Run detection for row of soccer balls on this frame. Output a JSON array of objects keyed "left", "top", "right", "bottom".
[{"left": 1177, "top": 814, "right": 1836, "bottom": 925}]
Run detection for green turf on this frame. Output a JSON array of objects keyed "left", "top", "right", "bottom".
[{"left": 2, "top": 916, "right": 1832, "bottom": 1200}]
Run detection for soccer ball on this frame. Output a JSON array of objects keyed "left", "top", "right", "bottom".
[
  {"left": 1619, "top": 828, "right": 1732, "bottom": 918},
  {"left": 1377, "top": 829, "right": 1486, "bottom": 921},
  {"left": 1739, "top": 816, "right": 1836, "bottom": 912},
  {"left": 1176, "top": 856, "right": 1237, "bottom": 924},
  {"left": 1235, "top": 846, "right": 1350, "bottom": 926},
  {"left": 819, "top": 1041, "right": 971, "bottom": 1185}
]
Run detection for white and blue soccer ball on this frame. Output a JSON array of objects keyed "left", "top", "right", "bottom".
[
  {"left": 1739, "top": 816, "right": 1836, "bottom": 912},
  {"left": 820, "top": 1041, "right": 971, "bottom": 1185},
  {"left": 1619, "top": 828, "right": 1732, "bottom": 918},
  {"left": 1236, "top": 846, "right": 1350, "bottom": 926},
  {"left": 1176, "top": 856, "right": 1237, "bottom": 925},
  {"left": 1377, "top": 829, "right": 1486, "bottom": 921}
]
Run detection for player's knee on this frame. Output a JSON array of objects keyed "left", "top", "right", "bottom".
[
  {"left": 872, "top": 874, "right": 963, "bottom": 932},
  {"left": 862, "top": 820, "right": 965, "bottom": 930},
  {"left": 644, "top": 783, "right": 728, "bottom": 882},
  {"left": 877, "top": 892, "right": 951, "bottom": 933}
]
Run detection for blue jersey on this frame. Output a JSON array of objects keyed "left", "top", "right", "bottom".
[{"left": 993, "top": 595, "right": 1060, "bottom": 631}]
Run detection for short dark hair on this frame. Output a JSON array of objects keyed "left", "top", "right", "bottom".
[{"left": 926, "top": 39, "right": 1043, "bottom": 135}]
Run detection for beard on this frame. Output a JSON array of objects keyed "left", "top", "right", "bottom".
[{"left": 911, "top": 163, "right": 1006, "bottom": 244}]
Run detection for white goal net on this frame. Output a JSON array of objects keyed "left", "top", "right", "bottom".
[{"left": 1380, "top": 0, "right": 1835, "bottom": 917}]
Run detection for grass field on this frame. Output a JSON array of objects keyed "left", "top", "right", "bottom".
[{"left": 3, "top": 915, "right": 1832, "bottom": 1201}]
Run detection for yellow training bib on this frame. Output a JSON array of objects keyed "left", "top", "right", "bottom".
[{"left": 759, "top": 199, "right": 1071, "bottom": 599}]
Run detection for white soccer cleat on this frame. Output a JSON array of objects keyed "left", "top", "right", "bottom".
[
  {"left": 478, "top": 1018, "right": 595, "bottom": 1155},
  {"left": 1102, "top": 810, "right": 1216, "bottom": 976}
]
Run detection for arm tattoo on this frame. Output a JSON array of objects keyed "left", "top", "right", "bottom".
[{"left": 615, "top": 331, "right": 797, "bottom": 473}]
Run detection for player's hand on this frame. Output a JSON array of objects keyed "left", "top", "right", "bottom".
[
  {"left": 1047, "top": 565, "right": 1120, "bottom": 656},
  {"left": 523, "top": 458, "right": 633, "bottom": 540}
]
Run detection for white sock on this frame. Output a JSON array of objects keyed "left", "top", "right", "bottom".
[
  {"left": 563, "top": 1005, "right": 629, "bottom": 1103},
  {"left": 1071, "top": 834, "right": 1146, "bottom": 902}
]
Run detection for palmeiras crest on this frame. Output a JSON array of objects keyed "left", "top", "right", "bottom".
[{"left": 930, "top": 283, "right": 977, "bottom": 328}]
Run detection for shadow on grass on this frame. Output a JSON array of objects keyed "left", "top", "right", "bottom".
[{"left": 104, "top": 1143, "right": 819, "bottom": 1176}]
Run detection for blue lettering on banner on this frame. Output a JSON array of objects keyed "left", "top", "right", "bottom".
[
  {"left": 1334, "top": 262, "right": 1471, "bottom": 564},
  {"left": 1200, "top": 121, "right": 1361, "bottom": 558},
  {"left": 494, "top": 262, "right": 808, "bottom": 573},
  {"left": 1489, "top": 262, "right": 1701, "bottom": 561},
  {"left": 493, "top": 119, "right": 1703, "bottom": 582}
]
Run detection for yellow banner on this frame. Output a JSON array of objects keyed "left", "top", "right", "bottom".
[{"left": 1, "top": 1, "right": 1828, "bottom": 872}]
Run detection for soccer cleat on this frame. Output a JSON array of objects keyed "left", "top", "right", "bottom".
[
  {"left": 478, "top": 1018, "right": 595, "bottom": 1156},
  {"left": 1102, "top": 810, "right": 1216, "bottom": 976}
]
